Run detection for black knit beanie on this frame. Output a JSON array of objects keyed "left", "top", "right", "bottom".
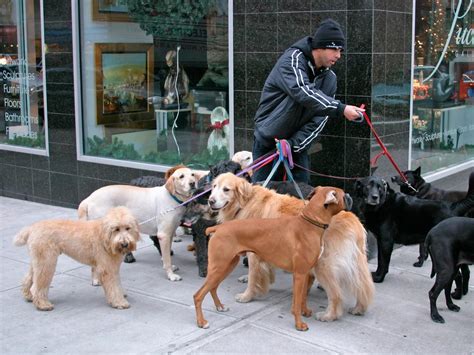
[{"left": 312, "top": 19, "right": 345, "bottom": 50}]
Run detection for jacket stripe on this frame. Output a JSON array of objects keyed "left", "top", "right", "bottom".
[
  {"left": 293, "top": 116, "right": 328, "bottom": 152},
  {"left": 291, "top": 50, "right": 330, "bottom": 108},
  {"left": 293, "top": 50, "right": 338, "bottom": 108}
]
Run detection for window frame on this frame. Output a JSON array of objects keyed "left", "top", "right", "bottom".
[{"left": 0, "top": 0, "right": 50, "bottom": 156}]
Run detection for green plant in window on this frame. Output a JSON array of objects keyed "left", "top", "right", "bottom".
[
  {"left": 87, "top": 136, "right": 141, "bottom": 160},
  {"left": 7, "top": 134, "right": 45, "bottom": 149},
  {"left": 126, "top": 0, "right": 215, "bottom": 40}
]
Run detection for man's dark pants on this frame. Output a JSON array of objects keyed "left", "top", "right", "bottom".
[{"left": 252, "top": 139, "right": 310, "bottom": 184}]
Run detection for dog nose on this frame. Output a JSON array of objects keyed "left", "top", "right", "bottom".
[
  {"left": 208, "top": 197, "right": 215, "bottom": 206},
  {"left": 190, "top": 182, "right": 196, "bottom": 189},
  {"left": 371, "top": 194, "right": 379, "bottom": 201},
  {"left": 121, "top": 242, "right": 129, "bottom": 248}
]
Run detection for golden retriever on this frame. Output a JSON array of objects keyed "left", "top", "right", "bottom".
[{"left": 208, "top": 173, "right": 374, "bottom": 321}]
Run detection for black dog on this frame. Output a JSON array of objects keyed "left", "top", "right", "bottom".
[
  {"left": 187, "top": 160, "right": 246, "bottom": 277},
  {"left": 355, "top": 176, "right": 474, "bottom": 283},
  {"left": 426, "top": 217, "right": 474, "bottom": 323},
  {"left": 392, "top": 167, "right": 474, "bottom": 203}
]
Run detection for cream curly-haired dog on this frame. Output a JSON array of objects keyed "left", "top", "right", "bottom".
[{"left": 14, "top": 207, "right": 140, "bottom": 311}]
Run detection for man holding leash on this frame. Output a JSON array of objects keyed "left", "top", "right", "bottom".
[{"left": 252, "top": 19, "right": 364, "bottom": 184}]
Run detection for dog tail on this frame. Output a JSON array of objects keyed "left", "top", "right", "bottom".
[
  {"left": 13, "top": 226, "right": 32, "bottom": 246},
  {"left": 77, "top": 200, "right": 89, "bottom": 220},
  {"left": 424, "top": 233, "right": 436, "bottom": 278}
]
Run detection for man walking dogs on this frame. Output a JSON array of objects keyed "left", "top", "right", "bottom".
[{"left": 253, "top": 19, "right": 364, "bottom": 183}]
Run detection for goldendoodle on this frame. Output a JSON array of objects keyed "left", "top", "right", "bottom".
[{"left": 14, "top": 207, "right": 140, "bottom": 311}]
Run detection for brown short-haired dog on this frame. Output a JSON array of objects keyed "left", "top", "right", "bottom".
[
  {"left": 194, "top": 186, "right": 351, "bottom": 331},
  {"left": 14, "top": 207, "right": 140, "bottom": 311}
]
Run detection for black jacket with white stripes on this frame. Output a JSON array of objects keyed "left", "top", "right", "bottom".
[{"left": 253, "top": 36, "right": 346, "bottom": 153}]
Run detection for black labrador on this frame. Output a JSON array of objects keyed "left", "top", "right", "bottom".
[
  {"left": 426, "top": 217, "right": 474, "bottom": 323},
  {"left": 355, "top": 176, "right": 474, "bottom": 283}
]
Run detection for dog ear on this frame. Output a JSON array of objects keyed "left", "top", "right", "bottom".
[
  {"left": 236, "top": 178, "right": 252, "bottom": 206},
  {"left": 324, "top": 190, "right": 338, "bottom": 205},
  {"left": 370, "top": 166, "right": 378, "bottom": 176},
  {"left": 354, "top": 180, "right": 364, "bottom": 197},
  {"left": 414, "top": 166, "right": 421, "bottom": 176},
  {"left": 165, "top": 175, "right": 176, "bottom": 195}
]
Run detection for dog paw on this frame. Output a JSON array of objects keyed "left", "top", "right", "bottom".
[
  {"left": 371, "top": 272, "right": 385, "bottom": 283},
  {"left": 315, "top": 311, "right": 337, "bottom": 322},
  {"left": 92, "top": 279, "right": 101, "bottom": 287},
  {"left": 167, "top": 273, "right": 182, "bottom": 281},
  {"left": 112, "top": 301, "right": 130, "bottom": 309},
  {"left": 295, "top": 322, "right": 309, "bottom": 331},
  {"left": 173, "top": 236, "right": 182, "bottom": 242},
  {"left": 197, "top": 320, "right": 210, "bottom": 329},
  {"left": 35, "top": 300, "right": 54, "bottom": 311},
  {"left": 447, "top": 303, "right": 460, "bottom": 312},
  {"left": 216, "top": 305, "right": 229, "bottom": 312},
  {"left": 171, "top": 265, "right": 179, "bottom": 272},
  {"left": 302, "top": 308, "right": 312, "bottom": 317},
  {"left": 237, "top": 275, "right": 248, "bottom": 283},
  {"left": 431, "top": 313, "right": 445, "bottom": 323},
  {"left": 235, "top": 293, "right": 253, "bottom": 303},
  {"left": 413, "top": 260, "right": 423, "bottom": 267},
  {"left": 348, "top": 307, "right": 364, "bottom": 316}
]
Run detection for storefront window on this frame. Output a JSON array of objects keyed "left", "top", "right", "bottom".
[
  {"left": 0, "top": 0, "right": 47, "bottom": 152},
  {"left": 76, "top": 0, "right": 230, "bottom": 170},
  {"left": 412, "top": 0, "right": 473, "bottom": 173}
]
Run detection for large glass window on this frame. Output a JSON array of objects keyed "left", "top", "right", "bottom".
[
  {"left": 0, "top": 0, "right": 47, "bottom": 153},
  {"left": 412, "top": 0, "right": 473, "bottom": 173},
  {"left": 76, "top": 0, "right": 231, "bottom": 170}
]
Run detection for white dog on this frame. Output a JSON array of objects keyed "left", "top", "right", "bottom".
[
  {"left": 78, "top": 167, "right": 199, "bottom": 281},
  {"left": 14, "top": 207, "right": 140, "bottom": 311},
  {"left": 232, "top": 151, "right": 253, "bottom": 173}
]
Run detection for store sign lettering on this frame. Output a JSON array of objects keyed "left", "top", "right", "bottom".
[
  {"left": 455, "top": 26, "right": 474, "bottom": 45},
  {"left": 424, "top": 0, "right": 473, "bottom": 82}
]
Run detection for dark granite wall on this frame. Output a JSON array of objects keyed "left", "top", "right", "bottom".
[
  {"left": 0, "top": 0, "right": 413, "bottom": 207},
  {"left": 234, "top": 0, "right": 413, "bottom": 190}
]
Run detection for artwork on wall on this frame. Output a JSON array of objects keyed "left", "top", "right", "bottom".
[
  {"left": 95, "top": 43, "right": 154, "bottom": 125},
  {"left": 92, "top": 0, "right": 131, "bottom": 22}
]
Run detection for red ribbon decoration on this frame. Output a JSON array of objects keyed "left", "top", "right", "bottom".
[{"left": 208, "top": 118, "right": 229, "bottom": 131}]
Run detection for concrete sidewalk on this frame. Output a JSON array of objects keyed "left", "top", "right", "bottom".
[{"left": 1, "top": 196, "right": 473, "bottom": 354}]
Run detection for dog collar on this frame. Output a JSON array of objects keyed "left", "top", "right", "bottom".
[
  {"left": 169, "top": 192, "right": 185, "bottom": 204},
  {"left": 300, "top": 213, "right": 328, "bottom": 230}
]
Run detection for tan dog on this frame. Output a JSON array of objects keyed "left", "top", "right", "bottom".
[
  {"left": 78, "top": 167, "right": 199, "bottom": 281},
  {"left": 208, "top": 173, "right": 374, "bottom": 321},
  {"left": 13, "top": 207, "right": 140, "bottom": 311},
  {"left": 194, "top": 186, "right": 350, "bottom": 331}
]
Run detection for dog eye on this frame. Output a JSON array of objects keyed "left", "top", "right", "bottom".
[
  {"left": 191, "top": 173, "right": 195, "bottom": 176},
  {"left": 179, "top": 174, "right": 184, "bottom": 179},
  {"left": 114, "top": 227, "right": 120, "bottom": 232},
  {"left": 126, "top": 227, "right": 131, "bottom": 231},
  {"left": 223, "top": 187, "right": 230, "bottom": 192}
]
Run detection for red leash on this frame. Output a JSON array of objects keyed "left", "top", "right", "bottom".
[{"left": 360, "top": 105, "right": 411, "bottom": 187}]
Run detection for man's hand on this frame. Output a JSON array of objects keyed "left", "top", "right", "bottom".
[{"left": 343, "top": 105, "right": 365, "bottom": 121}]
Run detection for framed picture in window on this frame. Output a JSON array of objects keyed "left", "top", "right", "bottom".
[
  {"left": 95, "top": 43, "right": 154, "bottom": 125},
  {"left": 92, "top": 0, "right": 131, "bottom": 22}
]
